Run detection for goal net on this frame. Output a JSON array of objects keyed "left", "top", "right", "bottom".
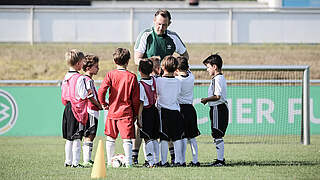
[{"left": 191, "top": 65, "right": 310, "bottom": 145}]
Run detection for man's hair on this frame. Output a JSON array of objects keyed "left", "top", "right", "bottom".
[
  {"left": 65, "top": 49, "right": 85, "bottom": 66},
  {"left": 82, "top": 54, "right": 99, "bottom": 71},
  {"left": 154, "top": 9, "right": 171, "bottom": 21},
  {"left": 113, "top": 48, "right": 130, "bottom": 65},
  {"left": 177, "top": 56, "right": 189, "bottom": 71},
  {"left": 139, "top": 59, "right": 153, "bottom": 75},
  {"left": 202, "top": 53, "right": 223, "bottom": 69},
  {"left": 161, "top": 55, "right": 178, "bottom": 73}
]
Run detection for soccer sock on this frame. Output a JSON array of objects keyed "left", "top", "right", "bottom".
[
  {"left": 106, "top": 136, "right": 116, "bottom": 166},
  {"left": 189, "top": 138, "right": 199, "bottom": 163},
  {"left": 169, "top": 145, "right": 175, "bottom": 163},
  {"left": 173, "top": 140, "right": 183, "bottom": 164},
  {"left": 145, "top": 140, "right": 154, "bottom": 166},
  {"left": 153, "top": 140, "right": 160, "bottom": 163},
  {"left": 123, "top": 139, "right": 133, "bottom": 166},
  {"left": 215, "top": 138, "right": 224, "bottom": 161},
  {"left": 181, "top": 138, "right": 187, "bottom": 164},
  {"left": 65, "top": 140, "right": 73, "bottom": 165},
  {"left": 83, "top": 141, "right": 93, "bottom": 163},
  {"left": 72, "top": 139, "right": 81, "bottom": 166},
  {"left": 160, "top": 140, "right": 168, "bottom": 165}
]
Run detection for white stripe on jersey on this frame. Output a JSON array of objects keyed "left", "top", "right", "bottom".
[{"left": 167, "top": 30, "right": 187, "bottom": 55}]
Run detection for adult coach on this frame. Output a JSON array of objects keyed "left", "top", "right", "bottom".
[{"left": 134, "top": 9, "right": 189, "bottom": 65}]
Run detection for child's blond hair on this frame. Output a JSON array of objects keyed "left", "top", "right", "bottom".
[{"left": 65, "top": 49, "right": 85, "bottom": 67}]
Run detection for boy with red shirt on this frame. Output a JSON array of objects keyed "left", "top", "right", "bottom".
[{"left": 98, "top": 48, "right": 140, "bottom": 167}]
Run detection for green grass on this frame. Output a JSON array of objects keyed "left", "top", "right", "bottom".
[{"left": 0, "top": 135, "right": 319, "bottom": 180}]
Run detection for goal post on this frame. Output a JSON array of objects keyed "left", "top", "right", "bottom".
[{"left": 190, "top": 65, "right": 310, "bottom": 145}]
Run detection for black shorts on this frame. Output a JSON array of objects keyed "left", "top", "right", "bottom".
[
  {"left": 83, "top": 114, "right": 98, "bottom": 137},
  {"left": 140, "top": 105, "right": 160, "bottom": 140},
  {"left": 159, "top": 108, "right": 184, "bottom": 141},
  {"left": 180, "top": 104, "right": 200, "bottom": 139},
  {"left": 210, "top": 104, "right": 229, "bottom": 138},
  {"left": 62, "top": 102, "right": 83, "bottom": 140}
]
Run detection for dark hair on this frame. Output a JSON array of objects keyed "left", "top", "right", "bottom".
[
  {"left": 202, "top": 53, "right": 223, "bottom": 69},
  {"left": 154, "top": 9, "right": 171, "bottom": 21},
  {"left": 113, "top": 48, "right": 130, "bottom": 65},
  {"left": 161, "top": 55, "right": 178, "bottom": 73},
  {"left": 65, "top": 49, "right": 85, "bottom": 66},
  {"left": 177, "top": 56, "right": 189, "bottom": 71},
  {"left": 139, "top": 59, "right": 153, "bottom": 75},
  {"left": 82, "top": 54, "right": 99, "bottom": 71}
]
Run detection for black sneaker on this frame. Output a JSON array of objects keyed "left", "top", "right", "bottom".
[
  {"left": 154, "top": 162, "right": 161, "bottom": 168},
  {"left": 132, "top": 156, "right": 138, "bottom": 165},
  {"left": 189, "top": 161, "right": 200, "bottom": 167},
  {"left": 89, "top": 160, "right": 94, "bottom": 164},
  {"left": 72, "top": 164, "right": 85, "bottom": 168},
  {"left": 64, "top": 163, "right": 72, "bottom": 167},
  {"left": 161, "top": 162, "right": 171, "bottom": 167},
  {"left": 210, "top": 159, "right": 226, "bottom": 167},
  {"left": 143, "top": 160, "right": 149, "bottom": 167}
]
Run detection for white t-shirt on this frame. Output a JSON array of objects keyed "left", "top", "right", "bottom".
[
  {"left": 156, "top": 76, "right": 181, "bottom": 111},
  {"left": 85, "top": 78, "right": 100, "bottom": 119},
  {"left": 176, "top": 71, "right": 194, "bottom": 105},
  {"left": 139, "top": 78, "right": 155, "bottom": 107},
  {"left": 208, "top": 74, "right": 228, "bottom": 106}
]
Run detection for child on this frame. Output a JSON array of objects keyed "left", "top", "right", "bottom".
[
  {"left": 156, "top": 55, "right": 184, "bottom": 167},
  {"left": 98, "top": 48, "right": 140, "bottom": 168},
  {"left": 137, "top": 59, "right": 160, "bottom": 168},
  {"left": 176, "top": 56, "right": 201, "bottom": 167},
  {"left": 61, "top": 49, "right": 89, "bottom": 168},
  {"left": 82, "top": 54, "right": 103, "bottom": 167},
  {"left": 200, "top": 54, "right": 229, "bottom": 167}
]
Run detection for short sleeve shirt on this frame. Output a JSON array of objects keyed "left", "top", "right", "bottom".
[
  {"left": 208, "top": 74, "right": 228, "bottom": 106},
  {"left": 134, "top": 27, "right": 187, "bottom": 60}
]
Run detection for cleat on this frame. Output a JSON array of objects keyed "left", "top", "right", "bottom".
[
  {"left": 143, "top": 160, "right": 149, "bottom": 167},
  {"left": 181, "top": 162, "right": 186, "bottom": 167},
  {"left": 210, "top": 159, "right": 226, "bottom": 167},
  {"left": 161, "top": 162, "right": 171, "bottom": 167},
  {"left": 188, "top": 161, "right": 200, "bottom": 167},
  {"left": 82, "top": 161, "right": 93, "bottom": 168},
  {"left": 154, "top": 162, "right": 161, "bottom": 168},
  {"left": 88, "top": 160, "right": 94, "bottom": 164},
  {"left": 64, "top": 163, "right": 72, "bottom": 167},
  {"left": 72, "top": 164, "right": 86, "bottom": 168}
]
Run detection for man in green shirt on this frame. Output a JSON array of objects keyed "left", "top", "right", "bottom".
[{"left": 134, "top": 9, "right": 189, "bottom": 65}]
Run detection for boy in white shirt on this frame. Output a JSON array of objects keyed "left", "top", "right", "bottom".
[
  {"left": 201, "top": 54, "right": 229, "bottom": 167},
  {"left": 157, "top": 55, "right": 184, "bottom": 167}
]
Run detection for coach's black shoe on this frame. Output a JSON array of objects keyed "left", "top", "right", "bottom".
[
  {"left": 210, "top": 159, "right": 226, "bottom": 167},
  {"left": 189, "top": 161, "right": 200, "bottom": 167},
  {"left": 64, "top": 163, "right": 72, "bottom": 167},
  {"left": 72, "top": 164, "right": 85, "bottom": 168},
  {"left": 132, "top": 156, "right": 138, "bottom": 165}
]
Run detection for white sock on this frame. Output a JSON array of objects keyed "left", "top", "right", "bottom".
[
  {"left": 189, "top": 138, "right": 198, "bottom": 163},
  {"left": 215, "top": 138, "right": 224, "bottom": 161},
  {"left": 72, "top": 139, "right": 81, "bottom": 166},
  {"left": 153, "top": 140, "right": 160, "bottom": 163},
  {"left": 160, "top": 140, "right": 168, "bottom": 165},
  {"left": 106, "top": 136, "right": 116, "bottom": 166},
  {"left": 145, "top": 140, "right": 154, "bottom": 166},
  {"left": 83, "top": 141, "right": 93, "bottom": 163},
  {"left": 123, "top": 139, "right": 133, "bottom": 166},
  {"left": 181, "top": 138, "right": 187, "bottom": 164},
  {"left": 142, "top": 142, "right": 147, "bottom": 161},
  {"left": 65, "top": 140, "right": 73, "bottom": 165},
  {"left": 173, "top": 140, "right": 183, "bottom": 164}
]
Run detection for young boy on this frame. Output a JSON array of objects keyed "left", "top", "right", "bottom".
[
  {"left": 156, "top": 55, "right": 184, "bottom": 167},
  {"left": 137, "top": 59, "right": 160, "bottom": 168},
  {"left": 176, "top": 56, "right": 201, "bottom": 167},
  {"left": 98, "top": 48, "right": 140, "bottom": 168},
  {"left": 61, "top": 49, "right": 89, "bottom": 168},
  {"left": 201, "top": 54, "right": 229, "bottom": 167},
  {"left": 82, "top": 54, "right": 103, "bottom": 167}
]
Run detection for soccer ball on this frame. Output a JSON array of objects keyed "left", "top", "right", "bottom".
[{"left": 111, "top": 154, "right": 125, "bottom": 168}]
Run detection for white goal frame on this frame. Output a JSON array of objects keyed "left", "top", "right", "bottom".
[{"left": 190, "top": 65, "right": 310, "bottom": 145}]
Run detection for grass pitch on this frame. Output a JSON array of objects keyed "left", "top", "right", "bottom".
[{"left": 0, "top": 135, "right": 319, "bottom": 180}]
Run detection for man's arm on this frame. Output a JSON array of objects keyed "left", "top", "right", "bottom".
[
  {"left": 134, "top": 51, "right": 144, "bottom": 65},
  {"left": 180, "top": 50, "right": 189, "bottom": 60}
]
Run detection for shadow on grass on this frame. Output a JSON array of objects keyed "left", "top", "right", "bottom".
[{"left": 200, "top": 160, "right": 320, "bottom": 167}]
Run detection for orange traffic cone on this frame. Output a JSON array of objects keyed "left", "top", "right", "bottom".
[{"left": 91, "top": 139, "right": 107, "bottom": 179}]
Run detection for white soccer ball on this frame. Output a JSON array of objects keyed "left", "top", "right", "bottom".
[{"left": 111, "top": 154, "right": 125, "bottom": 168}]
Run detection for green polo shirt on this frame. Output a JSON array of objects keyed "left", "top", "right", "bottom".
[{"left": 134, "top": 27, "right": 187, "bottom": 61}]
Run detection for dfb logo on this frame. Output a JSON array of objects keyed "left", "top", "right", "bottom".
[{"left": 0, "top": 89, "right": 18, "bottom": 135}]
